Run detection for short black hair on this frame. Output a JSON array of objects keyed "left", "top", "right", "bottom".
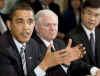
[
  {"left": 9, "top": 2, "right": 34, "bottom": 20},
  {"left": 82, "top": 0, "right": 100, "bottom": 11}
]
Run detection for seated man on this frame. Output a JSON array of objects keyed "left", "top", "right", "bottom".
[
  {"left": 66, "top": 0, "right": 100, "bottom": 76},
  {"left": 33, "top": 9, "right": 85, "bottom": 76}
]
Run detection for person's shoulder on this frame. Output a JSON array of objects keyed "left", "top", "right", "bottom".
[
  {"left": 0, "top": 32, "right": 10, "bottom": 48},
  {"left": 54, "top": 38, "right": 64, "bottom": 42},
  {"left": 96, "top": 27, "right": 100, "bottom": 32},
  {"left": 69, "top": 25, "right": 82, "bottom": 34},
  {"left": 29, "top": 38, "right": 39, "bottom": 46},
  {"left": 54, "top": 38, "right": 65, "bottom": 46}
]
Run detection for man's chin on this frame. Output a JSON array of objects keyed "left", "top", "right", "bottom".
[{"left": 20, "top": 38, "right": 30, "bottom": 43}]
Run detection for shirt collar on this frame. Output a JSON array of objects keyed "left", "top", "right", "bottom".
[
  {"left": 13, "top": 37, "right": 26, "bottom": 53},
  {"left": 41, "top": 37, "right": 53, "bottom": 47},
  {"left": 37, "top": 34, "right": 53, "bottom": 47},
  {"left": 81, "top": 23, "right": 95, "bottom": 40}
]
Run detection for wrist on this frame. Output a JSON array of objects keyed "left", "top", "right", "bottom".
[{"left": 39, "top": 61, "right": 48, "bottom": 71}]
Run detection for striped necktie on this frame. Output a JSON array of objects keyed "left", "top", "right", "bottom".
[{"left": 20, "top": 45, "right": 27, "bottom": 76}]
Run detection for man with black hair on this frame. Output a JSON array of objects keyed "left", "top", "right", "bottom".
[
  {"left": 67, "top": 0, "right": 100, "bottom": 76},
  {"left": 0, "top": 2, "right": 40, "bottom": 76}
]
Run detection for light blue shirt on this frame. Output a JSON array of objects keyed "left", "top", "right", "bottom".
[{"left": 13, "top": 38, "right": 26, "bottom": 54}]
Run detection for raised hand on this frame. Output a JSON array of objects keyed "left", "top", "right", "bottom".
[
  {"left": 63, "top": 39, "right": 86, "bottom": 64},
  {"left": 39, "top": 45, "right": 68, "bottom": 71},
  {"left": 39, "top": 39, "right": 86, "bottom": 71}
]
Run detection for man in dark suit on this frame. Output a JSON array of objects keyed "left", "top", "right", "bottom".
[
  {"left": 0, "top": 2, "right": 85, "bottom": 76},
  {"left": 33, "top": 9, "right": 85, "bottom": 76},
  {"left": 0, "top": 2, "right": 43, "bottom": 76},
  {"left": 66, "top": 0, "right": 100, "bottom": 76}
]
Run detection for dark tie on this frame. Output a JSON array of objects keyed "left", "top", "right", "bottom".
[
  {"left": 90, "top": 33, "right": 95, "bottom": 57},
  {"left": 20, "top": 45, "right": 27, "bottom": 76},
  {"left": 51, "top": 46, "right": 55, "bottom": 52}
]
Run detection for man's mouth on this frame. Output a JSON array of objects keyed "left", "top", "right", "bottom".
[{"left": 21, "top": 32, "right": 31, "bottom": 38}]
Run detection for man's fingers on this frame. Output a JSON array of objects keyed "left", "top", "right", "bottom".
[
  {"left": 67, "top": 39, "right": 72, "bottom": 48},
  {"left": 46, "top": 45, "right": 52, "bottom": 53},
  {"left": 75, "top": 44, "right": 83, "bottom": 49}
]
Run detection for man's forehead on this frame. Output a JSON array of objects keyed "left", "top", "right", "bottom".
[
  {"left": 14, "top": 10, "right": 34, "bottom": 16},
  {"left": 12, "top": 10, "right": 34, "bottom": 20}
]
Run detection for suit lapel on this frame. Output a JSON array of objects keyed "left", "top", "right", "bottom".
[
  {"left": 79, "top": 26, "right": 96, "bottom": 64},
  {"left": 6, "top": 32, "right": 24, "bottom": 74},
  {"left": 95, "top": 28, "right": 100, "bottom": 66}
]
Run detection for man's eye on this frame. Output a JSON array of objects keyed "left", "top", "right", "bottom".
[
  {"left": 28, "top": 19, "right": 34, "bottom": 24},
  {"left": 53, "top": 24, "right": 57, "bottom": 26},
  {"left": 95, "top": 14, "right": 100, "bottom": 17},
  {"left": 16, "top": 19, "right": 23, "bottom": 24}
]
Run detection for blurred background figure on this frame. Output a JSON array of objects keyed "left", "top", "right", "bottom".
[
  {"left": 61, "top": 0, "right": 83, "bottom": 34},
  {"left": 1, "top": 0, "right": 18, "bottom": 14},
  {"left": 0, "top": 0, "right": 8, "bottom": 35},
  {"left": 20, "top": 0, "right": 36, "bottom": 6},
  {"left": 0, "top": 0, "right": 5, "bottom": 9},
  {"left": 32, "top": 0, "right": 61, "bottom": 16}
]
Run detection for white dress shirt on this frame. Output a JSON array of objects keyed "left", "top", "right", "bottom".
[
  {"left": 82, "top": 24, "right": 95, "bottom": 41},
  {"left": 13, "top": 38, "right": 26, "bottom": 54}
]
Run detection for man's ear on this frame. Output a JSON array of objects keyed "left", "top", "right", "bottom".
[{"left": 6, "top": 20, "right": 11, "bottom": 31}]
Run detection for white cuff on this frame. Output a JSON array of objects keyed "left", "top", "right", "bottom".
[
  {"left": 34, "top": 66, "right": 46, "bottom": 76},
  {"left": 90, "top": 67, "right": 99, "bottom": 75}
]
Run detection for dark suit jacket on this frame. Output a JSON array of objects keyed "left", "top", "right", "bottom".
[
  {"left": 33, "top": 33, "right": 69, "bottom": 76},
  {"left": 66, "top": 25, "right": 100, "bottom": 76},
  {"left": 0, "top": 31, "right": 41, "bottom": 76}
]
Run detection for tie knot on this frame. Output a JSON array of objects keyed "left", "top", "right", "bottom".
[
  {"left": 90, "top": 33, "right": 94, "bottom": 37},
  {"left": 21, "top": 45, "right": 26, "bottom": 49},
  {"left": 20, "top": 45, "right": 26, "bottom": 53}
]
